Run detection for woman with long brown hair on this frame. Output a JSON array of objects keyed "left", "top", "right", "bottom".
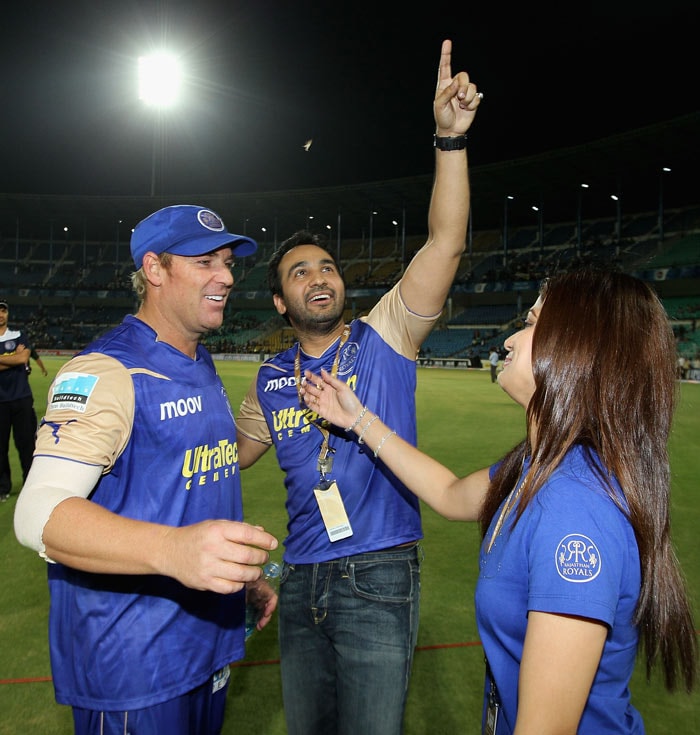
[{"left": 301, "top": 268, "right": 697, "bottom": 734}]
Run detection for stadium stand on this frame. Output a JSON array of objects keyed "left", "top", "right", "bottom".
[
  {"left": 2, "top": 199, "right": 698, "bottom": 362},
  {"left": 2, "top": 112, "right": 699, "bottom": 365}
]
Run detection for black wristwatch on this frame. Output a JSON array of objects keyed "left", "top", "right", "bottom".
[{"left": 433, "top": 134, "right": 467, "bottom": 151}]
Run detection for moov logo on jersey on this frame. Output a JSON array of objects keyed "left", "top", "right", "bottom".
[
  {"left": 160, "top": 394, "right": 203, "bottom": 420},
  {"left": 181, "top": 438, "right": 238, "bottom": 490}
]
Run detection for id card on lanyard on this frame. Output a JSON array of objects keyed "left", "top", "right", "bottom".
[{"left": 314, "top": 479, "right": 353, "bottom": 542}]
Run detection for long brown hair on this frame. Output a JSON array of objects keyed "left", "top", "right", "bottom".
[{"left": 480, "top": 268, "right": 697, "bottom": 692}]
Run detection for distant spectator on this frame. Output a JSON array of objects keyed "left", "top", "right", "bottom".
[
  {"left": 0, "top": 300, "right": 38, "bottom": 502},
  {"left": 488, "top": 345, "right": 500, "bottom": 383},
  {"left": 689, "top": 355, "right": 700, "bottom": 381}
]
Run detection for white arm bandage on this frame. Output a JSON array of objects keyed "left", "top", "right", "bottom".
[{"left": 14, "top": 456, "right": 103, "bottom": 561}]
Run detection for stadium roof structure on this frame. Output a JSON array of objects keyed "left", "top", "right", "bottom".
[{"left": 1, "top": 112, "right": 699, "bottom": 245}]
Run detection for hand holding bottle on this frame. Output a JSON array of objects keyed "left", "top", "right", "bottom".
[{"left": 245, "top": 560, "right": 281, "bottom": 639}]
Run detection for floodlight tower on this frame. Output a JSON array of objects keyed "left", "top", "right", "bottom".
[
  {"left": 658, "top": 167, "right": 671, "bottom": 244},
  {"left": 502, "top": 194, "right": 514, "bottom": 267},
  {"left": 138, "top": 52, "right": 182, "bottom": 196},
  {"left": 576, "top": 183, "right": 589, "bottom": 255},
  {"left": 531, "top": 205, "right": 544, "bottom": 258}
]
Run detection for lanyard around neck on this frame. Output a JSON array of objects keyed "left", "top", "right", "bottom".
[{"left": 294, "top": 325, "right": 351, "bottom": 476}]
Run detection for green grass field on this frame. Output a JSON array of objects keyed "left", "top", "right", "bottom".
[{"left": 0, "top": 357, "right": 698, "bottom": 734}]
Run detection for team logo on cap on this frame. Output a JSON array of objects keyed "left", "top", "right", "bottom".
[{"left": 197, "top": 209, "right": 225, "bottom": 232}]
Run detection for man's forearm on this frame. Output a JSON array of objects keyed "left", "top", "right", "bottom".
[
  {"left": 427, "top": 147, "right": 469, "bottom": 251},
  {"left": 0, "top": 348, "right": 30, "bottom": 366}
]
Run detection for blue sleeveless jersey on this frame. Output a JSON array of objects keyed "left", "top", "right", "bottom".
[
  {"left": 41, "top": 316, "right": 246, "bottom": 710},
  {"left": 254, "top": 317, "right": 423, "bottom": 562}
]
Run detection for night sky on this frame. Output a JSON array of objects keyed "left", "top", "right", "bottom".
[{"left": 2, "top": 2, "right": 698, "bottom": 198}]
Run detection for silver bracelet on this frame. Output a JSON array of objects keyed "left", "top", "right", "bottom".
[
  {"left": 357, "top": 415, "right": 378, "bottom": 444},
  {"left": 374, "top": 430, "right": 396, "bottom": 458},
  {"left": 345, "top": 405, "right": 368, "bottom": 432}
]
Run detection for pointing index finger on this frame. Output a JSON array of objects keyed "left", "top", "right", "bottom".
[{"left": 437, "top": 39, "right": 453, "bottom": 88}]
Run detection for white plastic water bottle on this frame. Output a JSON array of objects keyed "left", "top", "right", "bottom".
[{"left": 245, "top": 560, "right": 282, "bottom": 639}]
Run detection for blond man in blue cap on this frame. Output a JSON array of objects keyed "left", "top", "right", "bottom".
[{"left": 15, "top": 205, "right": 279, "bottom": 735}]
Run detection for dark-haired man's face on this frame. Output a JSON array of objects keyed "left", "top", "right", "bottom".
[{"left": 272, "top": 245, "right": 345, "bottom": 333}]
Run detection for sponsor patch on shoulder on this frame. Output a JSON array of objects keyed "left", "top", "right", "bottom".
[{"left": 49, "top": 372, "right": 100, "bottom": 413}]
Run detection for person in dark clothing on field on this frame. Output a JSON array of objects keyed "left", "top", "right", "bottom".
[{"left": 0, "top": 300, "right": 37, "bottom": 501}]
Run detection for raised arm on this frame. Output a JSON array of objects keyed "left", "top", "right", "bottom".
[
  {"left": 399, "top": 39, "right": 482, "bottom": 317},
  {"left": 302, "top": 368, "right": 488, "bottom": 521}
]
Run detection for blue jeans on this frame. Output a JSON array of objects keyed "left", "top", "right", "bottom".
[{"left": 278, "top": 543, "right": 422, "bottom": 735}]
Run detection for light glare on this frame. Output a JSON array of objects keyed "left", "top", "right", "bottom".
[{"left": 138, "top": 52, "right": 182, "bottom": 108}]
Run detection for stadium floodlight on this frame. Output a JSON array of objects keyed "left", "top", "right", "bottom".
[
  {"left": 138, "top": 52, "right": 182, "bottom": 196},
  {"left": 138, "top": 52, "right": 182, "bottom": 108}
]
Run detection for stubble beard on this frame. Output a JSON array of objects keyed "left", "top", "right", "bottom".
[{"left": 290, "top": 300, "right": 345, "bottom": 337}]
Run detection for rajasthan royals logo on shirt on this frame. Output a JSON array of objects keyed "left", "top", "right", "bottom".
[
  {"left": 555, "top": 533, "right": 601, "bottom": 583},
  {"left": 337, "top": 342, "right": 359, "bottom": 376}
]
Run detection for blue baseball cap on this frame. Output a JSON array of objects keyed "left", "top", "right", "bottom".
[{"left": 130, "top": 205, "right": 258, "bottom": 269}]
